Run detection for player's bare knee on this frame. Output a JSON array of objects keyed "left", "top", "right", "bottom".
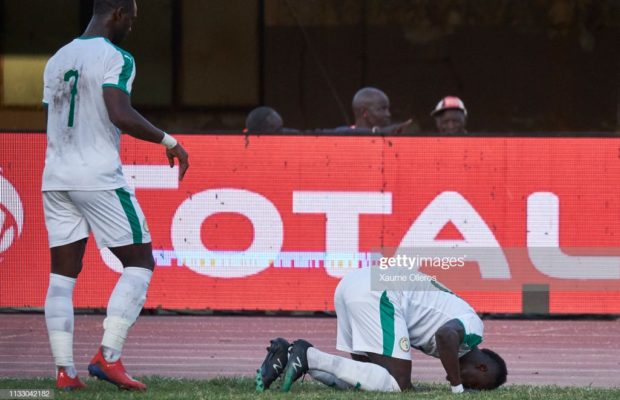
[
  {"left": 50, "top": 240, "right": 87, "bottom": 277},
  {"left": 141, "top": 254, "right": 155, "bottom": 270},
  {"left": 137, "top": 245, "right": 155, "bottom": 270},
  {"left": 119, "top": 254, "right": 154, "bottom": 270},
  {"left": 109, "top": 243, "right": 154, "bottom": 270}
]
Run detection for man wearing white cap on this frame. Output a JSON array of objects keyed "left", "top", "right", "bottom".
[{"left": 431, "top": 96, "right": 467, "bottom": 135}]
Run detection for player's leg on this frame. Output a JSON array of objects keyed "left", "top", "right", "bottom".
[
  {"left": 46, "top": 240, "right": 88, "bottom": 390},
  {"left": 336, "top": 274, "right": 411, "bottom": 390},
  {"left": 87, "top": 242, "right": 153, "bottom": 390},
  {"left": 309, "top": 348, "right": 405, "bottom": 391},
  {"left": 308, "top": 353, "right": 411, "bottom": 390},
  {"left": 50, "top": 239, "right": 87, "bottom": 278},
  {"left": 101, "top": 242, "right": 154, "bottom": 362},
  {"left": 307, "top": 370, "right": 354, "bottom": 390},
  {"left": 282, "top": 340, "right": 404, "bottom": 392},
  {"left": 359, "top": 352, "right": 412, "bottom": 391},
  {"left": 43, "top": 191, "right": 90, "bottom": 390},
  {"left": 284, "top": 278, "right": 410, "bottom": 392},
  {"left": 302, "top": 277, "right": 392, "bottom": 391},
  {"left": 70, "top": 188, "right": 153, "bottom": 390},
  {"left": 302, "top": 269, "right": 358, "bottom": 390}
]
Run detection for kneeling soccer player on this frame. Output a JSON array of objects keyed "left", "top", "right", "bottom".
[{"left": 256, "top": 267, "right": 507, "bottom": 393}]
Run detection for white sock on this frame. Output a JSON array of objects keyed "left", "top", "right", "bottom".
[
  {"left": 101, "top": 267, "right": 152, "bottom": 362},
  {"left": 45, "top": 274, "right": 76, "bottom": 373},
  {"left": 307, "top": 347, "right": 401, "bottom": 392},
  {"left": 61, "top": 365, "right": 78, "bottom": 379},
  {"left": 309, "top": 370, "right": 354, "bottom": 390}
]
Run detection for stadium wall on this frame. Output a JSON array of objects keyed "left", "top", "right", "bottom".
[{"left": 1, "top": 133, "right": 619, "bottom": 314}]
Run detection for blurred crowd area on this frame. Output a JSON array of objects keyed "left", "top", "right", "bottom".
[{"left": 1, "top": 0, "right": 619, "bottom": 135}]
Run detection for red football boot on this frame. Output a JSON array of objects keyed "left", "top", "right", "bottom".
[
  {"left": 87, "top": 347, "right": 146, "bottom": 391},
  {"left": 56, "top": 367, "right": 86, "bottom": 390}
]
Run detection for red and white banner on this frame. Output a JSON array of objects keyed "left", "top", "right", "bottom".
[{"left": 1, "top": 134, "right": 619, "bottom": 313}]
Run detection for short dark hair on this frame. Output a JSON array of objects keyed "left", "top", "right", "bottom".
[
  {"left": 481, "top": 348, "right": 507, "bottom": 389},
  {"left": 245, "top": 106, "right": 281, "bottom": 132},
  {"left": 94, "top": 0, "right": 134, "bottom": 15}
]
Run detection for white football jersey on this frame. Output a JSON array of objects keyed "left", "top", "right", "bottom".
[
  {"left": 42, "top": 36, "right": 136, "bottom": 191},
  {"left": 337, "top": 268, "right": 483, "bottom": 358},
  {"left": 398, "top": 276, "right": 483, "bottom": 357}
]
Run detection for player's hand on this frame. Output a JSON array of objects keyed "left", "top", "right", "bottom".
[
  {"left": 450, "top": 384, "right": 479, "bottom": 394},
  {"left": 166, "top": 143, "right": 189, "bottom": 181},
  {"left": 392, "top": 118, "right": 414, "bottom": 134}
]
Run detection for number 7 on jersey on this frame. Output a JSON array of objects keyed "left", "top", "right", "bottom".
[{"left": 63, "top": 69, "right": 79, "bottom": 127}]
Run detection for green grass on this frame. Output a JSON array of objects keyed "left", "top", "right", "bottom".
[{"left": 0, "top": 377, "right": 618, "bottom": 400}]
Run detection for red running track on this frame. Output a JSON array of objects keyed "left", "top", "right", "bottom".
[{"left": 0, "top": 314, "right": 618, "bottom": 388}]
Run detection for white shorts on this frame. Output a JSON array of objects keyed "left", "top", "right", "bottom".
[
  {"left": 335, "top": 272, "right": 411, "bottom": 361},
  {"left": 43, "top": 187, "right": 151, "bottom": 249}
]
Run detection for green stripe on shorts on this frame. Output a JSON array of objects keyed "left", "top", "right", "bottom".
[
  {"left": 379, "top": 291, "right": 395, "bottom": 356},
  {"left": 115, "top": 188, "right": 142, "bottom": 244}
]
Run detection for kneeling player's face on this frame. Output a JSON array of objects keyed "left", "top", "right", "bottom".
[
  {"left": 459, "top": 368, "right": 482, "bottom": 389},
  {"left": 459, "top": 361, "right": 493, "bottom": 390}
]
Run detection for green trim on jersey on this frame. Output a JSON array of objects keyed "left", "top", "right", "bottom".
[
  {"left": 379, "top": 291, "right": 395, "bottom": 357},
  {"left": 431, "top": 279, "right": 455, "bottom": 295},
  {"left": 463, "top": 333, "right": 483, "bottom": 348},
  {"left": 115, "top": 188, "right": 143, "bottom": 244},
  {"left": 102, "top": 39, "right": 135, "bottom": 95},
  {"left": 76, "top": 36, "right": 134, "bottom": 94},
  {"left": 113, "top": 47, "right": 134, "bottom": 93},
  {"left": 455, "top": 318, "right": 483, "bottom": 348}
]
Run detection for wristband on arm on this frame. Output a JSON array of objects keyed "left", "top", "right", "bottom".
[{"left": 160, "top": 132, "right": 177, "bottom": 149}]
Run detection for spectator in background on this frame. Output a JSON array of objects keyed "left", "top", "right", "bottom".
[
  {"left": 351, "top": 87, "right": 391, "bottom": 131},
  {"left": 245, "top": 106, "right": 284, "bottom": 133},
  {"left": 431, "top": 96, "right": 468, "bottom": 135},
  {"left": 330, "top": 87, "right": 412, "bottom": 134},
  {"left": 244, "top": 107, "right": 301, "bottom": 133}
]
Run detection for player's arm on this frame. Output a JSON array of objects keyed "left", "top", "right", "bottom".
[
  {"left": 103, "top": 87, "right": 189, "bottom": 180},
  {"left": 435, "top": 319, "right": 465, "bottom": 391},
  {"left": 373, "top": 119, "right": 414, "bottom": 134}
]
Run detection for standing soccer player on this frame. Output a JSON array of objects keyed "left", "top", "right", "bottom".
[{"left": 42, "top": 0, "right": 188, "bottom": 391}]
